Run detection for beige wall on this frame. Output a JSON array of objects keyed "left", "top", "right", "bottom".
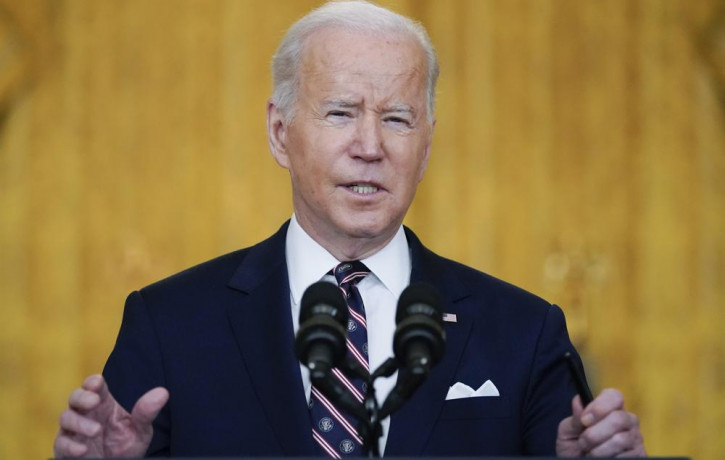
[{"left": 1, "top": 1, "right": 723, "bottom": 459}]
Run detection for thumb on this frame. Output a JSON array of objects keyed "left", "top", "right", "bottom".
[
  {"left": 572, "top": 394, "right": 584, "bottom": 418},
  {"left": 560, "top": 395, "right": 586, "bottom": 438},
  {"left": 130, "top": 387, "right": 169, "bottom": 427}
]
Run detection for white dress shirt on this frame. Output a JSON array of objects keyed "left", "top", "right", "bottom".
[{"left": 285, "top": 214, "right": 411, "bottom": 455}]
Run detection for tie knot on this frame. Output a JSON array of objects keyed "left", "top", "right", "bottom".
[{"left": 333, "top": 260, "right": 370, "bottom": 289}]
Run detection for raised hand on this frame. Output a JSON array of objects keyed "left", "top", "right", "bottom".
[
  {"left": 54, "top": 374, "right": 169, "bottom": 458},
  {"left": 556, "top": 388, "right": 646, "bottom": 457}
]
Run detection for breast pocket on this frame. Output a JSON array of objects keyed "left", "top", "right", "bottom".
[{"left": 439, "top": 396, "right": 511, "bottom": 420}]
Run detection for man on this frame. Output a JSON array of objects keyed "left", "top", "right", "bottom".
[{"left": 54, "top": 1, "right": 646, "bottom": 458}]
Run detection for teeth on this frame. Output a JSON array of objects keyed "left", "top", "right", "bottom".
[{"left": 348, "top": 184, "right": 379, "bottom": 194}]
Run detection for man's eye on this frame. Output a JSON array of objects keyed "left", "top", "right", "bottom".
[
  {"left": 328, "top": 111, "right": 351, "bottom": 118},
  {"left": 385, "top": 116, "right": 411, "bottom": 126}
]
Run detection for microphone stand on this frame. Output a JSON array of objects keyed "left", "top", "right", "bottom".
[
  {"left": 311, "top": 342, "right": 440, "bottom": 457},
  {"left": 314, "top": 354, "right": 437, "bottom": 457},
  {"left": 335, "top": 357, "right": 401, "bottom": 458},
  {"left": 301, "top": 282, "right": 444, "bottom": 458}
]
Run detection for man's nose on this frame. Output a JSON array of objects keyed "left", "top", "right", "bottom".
[{"left": 351, "top": 114, "right": 384, "bottom": 161}]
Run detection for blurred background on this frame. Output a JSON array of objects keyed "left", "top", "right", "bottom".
[{"left": 1, "top": 0, "right": 723, "bottom": 459}]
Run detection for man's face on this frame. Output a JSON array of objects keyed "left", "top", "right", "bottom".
[{"left": 268, "top": 28, "right": 434, "bottom": 256}]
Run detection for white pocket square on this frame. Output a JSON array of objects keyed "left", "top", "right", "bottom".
[{"left": 446, "top": 380, "right": 500, "bottom": 400}]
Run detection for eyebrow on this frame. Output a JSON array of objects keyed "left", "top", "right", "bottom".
[
  {"left": 320, "top": 99, "right": 360, "bottom": 110},
  {"left": 382, "top": 104, "right": 415, "bottom": 115},
  {"left": 320, "top": 100, "right": 418, "bottom": 116}
]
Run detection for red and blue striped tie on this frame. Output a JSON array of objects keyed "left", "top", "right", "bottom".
[{"left": 309, "top": 261, "right": 370, "bottom": 458}]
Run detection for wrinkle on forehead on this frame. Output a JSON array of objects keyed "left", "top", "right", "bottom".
[{"left": 298, "top": 27, "right": 427, "bottom": 111}]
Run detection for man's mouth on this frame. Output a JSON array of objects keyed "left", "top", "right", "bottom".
[{"left": 347, "top": 183, "right": 380, "bottom": 195}]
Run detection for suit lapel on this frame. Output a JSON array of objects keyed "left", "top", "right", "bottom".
[
  {"left": 225, "top": 222, "right": 316, "bottom": 456},
  {"left": 385, "top": 228, "right": 474, "bottom": 455},
  {"left": 222, "top": 224, "right": 474, "bottom": 455}
]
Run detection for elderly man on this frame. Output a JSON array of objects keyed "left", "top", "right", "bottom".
[{"left": 54, "top": 1, "right": 646, "bottom": 458}]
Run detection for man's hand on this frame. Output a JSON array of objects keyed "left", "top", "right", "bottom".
[
  {"left": 556, "top": 388, "right": 646, "bottom": 457},
  {"left": 54, "top": 374, "right": 169, "bottom": 458}
]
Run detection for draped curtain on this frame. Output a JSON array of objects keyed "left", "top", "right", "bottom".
[{"left": 1, "top": 1, "right": 723, "bottom": 459}]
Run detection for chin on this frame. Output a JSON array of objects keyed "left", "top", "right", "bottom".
[{"left": 340, "top": 216, "right": 396, "bottom": 240}]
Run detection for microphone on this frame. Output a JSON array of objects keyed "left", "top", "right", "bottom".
[
  {"left": 294, "top": 281, "right": 368, "bottom": 422},
  {"left": 393, "top": 282, "right": 446, "bottom": 374},
  {"left": 380, "top": 283, "right": 446, "bottom": 418},
  {"left": 295, "top": 281, "right": 348, "bottom": 379}
]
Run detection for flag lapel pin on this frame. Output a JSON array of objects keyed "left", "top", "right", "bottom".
[{"left": 442, "top": 312, "right": 457, "bottom": 323}]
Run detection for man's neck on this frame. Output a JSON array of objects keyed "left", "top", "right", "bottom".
[{"left": 294, "top": 215, "right": 399, "bottom": 261}]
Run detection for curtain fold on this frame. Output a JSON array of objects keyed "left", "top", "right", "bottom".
[{"left": 0, "top": 1, "right": 722, "bottom": 459}]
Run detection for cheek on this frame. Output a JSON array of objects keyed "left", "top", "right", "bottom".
[
  {"left": 416, "top": 159, "right": 428, "bottom": 182},
  {"left": 396, "top": 150, "right": 427, "bottom": 180},
  {"left": 290, "top": 156, "right": 331, "bottom": 199}
]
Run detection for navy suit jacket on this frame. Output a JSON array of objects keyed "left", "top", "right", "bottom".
[{"left": 104, "top": 222, "right": 582, "bottom": 456}]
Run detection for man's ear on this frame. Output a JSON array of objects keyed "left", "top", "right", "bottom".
[
  {"left": 417, "top": 117, "right": 435, "bottom": 182},
  {"left": 267, "top": 100, "right": 290, "bottom": 169}
]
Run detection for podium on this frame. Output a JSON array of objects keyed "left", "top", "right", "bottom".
[{"left": 56, "top": 457, "right": 691, "bottom": 459}]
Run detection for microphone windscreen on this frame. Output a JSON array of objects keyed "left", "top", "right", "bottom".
[
  {"left": 396, "top": 282, "right": 443, "bottom": 324},
  {"left": 300, "top": 281, "right": 347, "bottom": 325}
]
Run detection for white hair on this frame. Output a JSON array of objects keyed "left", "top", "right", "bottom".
[{"left": 271, "top": 0, "right": 439, "bottom": 123}]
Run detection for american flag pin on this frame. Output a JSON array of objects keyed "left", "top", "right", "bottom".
[{"left": 442, "top": 312, "right": 457, "bottom": 323}]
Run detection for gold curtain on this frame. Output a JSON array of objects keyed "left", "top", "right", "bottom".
[{"left": 1, "top": 1, "right": 723, "bottom": 459}]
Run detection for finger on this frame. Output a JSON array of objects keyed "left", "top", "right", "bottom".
[
  {"left": 82, "top": 374, "right": 113, "bottom": 403},
  {"left": 53, "top": 432, "right": 89, "bottom": 458},
  {"left": 58, "top": 409, "right": 102, "bottom": 437},
  {"left": 67, "top": 388, "right": 101, "bottom": 412},
  {"left": 614, "top": 429, "right": 646, "bottom": 457},
  {"left": 581, "top": 388, "right": 624, "bottom": 427},
  {"left": 579, "top": 410, "right": 638, "bottom": 449},
  {"left": 587, "top": 428, "right": 639, "bottom": 457},
  {"left": 615, "top": 441, "right": 647, "bottom": 458},
  {"left": 131, "top": 387, "right": 169, "bottom": 427},
  {"left": 571, "top": 395, "right": 584, "bottom": 428},
  {"left": 81, "top": 374, "right": 104, "bottom": 392},
  {"left": 558, "top": 395, "right": 585, "bottom": 439}
]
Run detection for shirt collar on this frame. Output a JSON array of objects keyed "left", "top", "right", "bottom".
[{"left": 286, "top": 215, "right": 411, "bottom": 305}]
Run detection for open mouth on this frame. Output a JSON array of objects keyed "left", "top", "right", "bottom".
[{"left": 347, "top": 183, "right": 380, "bottom": 194}]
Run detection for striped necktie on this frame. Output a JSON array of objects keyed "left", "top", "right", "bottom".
[{"left": 309, "top": 260, "right": 370, "bottom": 458}]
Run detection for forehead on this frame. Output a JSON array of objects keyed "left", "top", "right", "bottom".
[{"left": 298, "top": 27, "right": 427, "bottom": 104}]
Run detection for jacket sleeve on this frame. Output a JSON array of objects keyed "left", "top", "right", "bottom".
[
  {"left": 522, "top": 304, "right": 584, "bottom": 454},
  {"left": 103, "top": 290, "right": 171, "bottom": 457}
]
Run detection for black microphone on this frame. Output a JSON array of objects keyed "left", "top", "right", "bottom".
[
  {"left": 295, "top": 281, "right": 348, "bottom": 379},
  {"left": 380, "top": 283, "right": 446, "bottom": 418},
  {"left": 294, "top": 281, "right": 368, "bottom": 422},
  {"left": 393, "top": 282, "right": 446, "bottom": 374}
]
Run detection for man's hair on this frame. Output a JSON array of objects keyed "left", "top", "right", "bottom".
[{"left": 271, "top": 0, "right": 439, "bottom": 123}]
